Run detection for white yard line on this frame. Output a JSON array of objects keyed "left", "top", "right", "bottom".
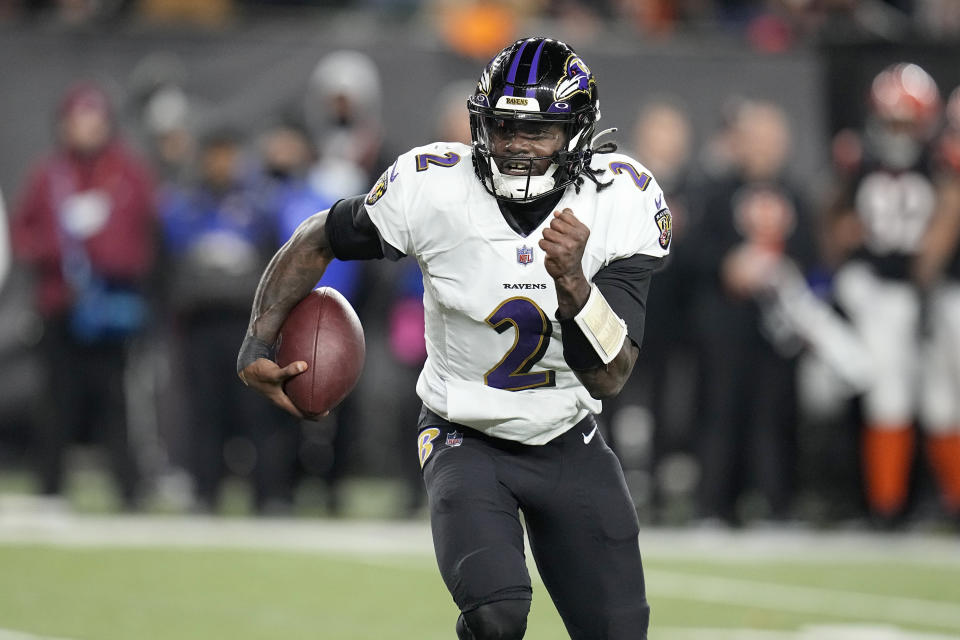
[
  {"left": 0, "top": 629, "right": 77, "bottom": 640},
  {"left": 0, "top": 512, "right": 435, "bottom": 555},
  {"left": 650, "top": 570, "right": 960, "bottom": 632},
  {"left": 1, "top": 511, "right": 958, "bottom": 565},
  {"left": 636, "top": 527, "right": 960, "bottom": 568}
]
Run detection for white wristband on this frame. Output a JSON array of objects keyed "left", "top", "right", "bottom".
[{"left": 572, "top": 284, "right": 627, "bottom": 364}]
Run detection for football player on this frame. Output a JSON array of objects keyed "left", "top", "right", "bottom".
[
  {"left": 915, "top": 85, "right": 960, "bottom": 520},
  {"left": 238, "top": 38, "right": 668, "bottom": 639},
  {"left": 825, "top": 62, "right": 945, "bottom": 524}
]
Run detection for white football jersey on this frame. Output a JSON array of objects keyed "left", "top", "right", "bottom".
[{"left": 364, "top": 142, "right": 670, "bottom": 444}]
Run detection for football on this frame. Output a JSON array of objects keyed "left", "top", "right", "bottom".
[{"left": 275, "top": 287, "right": 365, "bottom": 417}]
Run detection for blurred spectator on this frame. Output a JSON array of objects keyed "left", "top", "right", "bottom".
[
  {"left": 688, "top": 99, "right": 817, "bottom": 526},
  {"left": 10, "top": 81, "right": 156, "bottom": 509},
  {"left": 254, "top": 115, "right": 318, "bottom": 232},
  {"left": 126, "top": 52, "right": 198, "bottom": 186},
  {"left": 823, "top": 63, "right": 951, "bottom": 526},
  {"left": 159, "top": 127, "right": 293, "bottom": 514},
  {"left": 304, "top": 49, "right": 388, "bottom": 193},
  {"left": 602, "top": 98, "right": 701, "bottom": 523},
  {"left": 698, "top": 96, "right": 745, "bottom": 183}
]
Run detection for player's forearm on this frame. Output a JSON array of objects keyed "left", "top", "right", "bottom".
[
  {"left": 247, "top": 211, "right": 334, "bottom": 344},
  {"left": 554, "top": 272, "right": 592, "bottom": 318},
  {"left": 556, "top": 272, "right": 638, "bottom": 398},
  {"left": 572, "top": 343, "right": 638, "bottom": 399}
]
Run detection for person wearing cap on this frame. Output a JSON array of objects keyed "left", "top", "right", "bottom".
[{"left": 11, "top": 81, "right": 157, "bottom": 510}]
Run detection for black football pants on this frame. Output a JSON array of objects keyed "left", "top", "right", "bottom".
[{"left": 418, "top": 407, "right": 650, "bottom": 639}]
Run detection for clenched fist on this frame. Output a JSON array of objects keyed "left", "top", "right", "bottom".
[
  {"left": 539, "top": 208, "right": 589, "bottom": 280},
  {"left": 539, "top": 208, "right": 592, "bottom": 318}
]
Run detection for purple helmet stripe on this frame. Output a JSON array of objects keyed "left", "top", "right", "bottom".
[
  {"left": 504, "top": 40, "right": 529, "bottom": 97},
  {"left": 525, "top": 39, "right": 547, "bottom": 98}
]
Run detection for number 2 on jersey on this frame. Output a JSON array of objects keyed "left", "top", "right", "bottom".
[
  {"left": 484, "top": 297, "right": 556, "bottom": 391},
  {"left": 416, "top": 152, "right": 461, "bottom": 172},
  {"left": 609, "top": 161, "right": 652, "bottom": 190}
]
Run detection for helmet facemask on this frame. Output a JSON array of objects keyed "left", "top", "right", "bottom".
[{"left": 469, "top": 106, "right": 596, "bottom": 202}]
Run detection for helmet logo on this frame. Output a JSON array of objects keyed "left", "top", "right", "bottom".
[
  {"left": 555, "top": 55, "right": 594, "bottom": 102},
  {"left": 478, "top": 67, "right": 492, "bottom": 96}
]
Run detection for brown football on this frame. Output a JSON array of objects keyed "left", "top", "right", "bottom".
[{"left": 275, "top": 287, "right": 365, "bottom": 417}]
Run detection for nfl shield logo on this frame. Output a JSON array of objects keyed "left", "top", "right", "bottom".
[
  {"left": 445, "top": 431, "right": 463, "bottom": 447},
  {"left": 517, "top": 245, "right": 534, "bottom": 266}
]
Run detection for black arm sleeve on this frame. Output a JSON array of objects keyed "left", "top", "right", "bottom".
[
  {"left": 592, "top": 253, "right": 663, "bottom": 349},
  {"left": 557, "top": 253, "right": 663, "bottom": 371},
  {"left": 325, "top": 195, "right": 406, "bottom": 261}
]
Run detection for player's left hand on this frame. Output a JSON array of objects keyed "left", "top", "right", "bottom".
[{"left": 539, "top": 208, "right": 589, "bottom": 282}]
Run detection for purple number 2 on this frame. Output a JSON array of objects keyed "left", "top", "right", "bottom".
[
  {"left": 484, "top": 297, "right": 556, "bottom": 391},
  {"left": 609, "top": 161, "right": 652, "bottom": 190},
  {"left": 416, "top": 152, "right": 461, "bottom": 172}
]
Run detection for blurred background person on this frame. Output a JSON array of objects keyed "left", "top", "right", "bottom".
[
  {"left": 257, "top": 114, "right": 321, "bottom": 239},
  {"left": 10, "top": 81, "right": 156, "bottom": 510},
  {"left": 122, "top": 51, "right": 203, "bottom": 512},
  {"left": 824, "top": 62, "right": 946, "bottom": 527},
  {"left": 303, "top": 49, "right": 389, "bottom": 197},
  {"left": 688, "top": 99, "right": 818, "bottom": 527},
  {"left": 601, "top": 97, "right": 702, "bottom": 524},
  {"left": 158, "top": 126, "right": 294, "bottom": 514},
  {"left": 125, "top": 52, "right": 198, "bottom": 188}
]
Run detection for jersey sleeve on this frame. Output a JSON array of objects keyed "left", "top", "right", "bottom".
[
  {"left": 361, "top": 153, "right": 417, "bottom": 256},
  {"left": 605, "top": 159, "right": 673, "bottom": 262}
]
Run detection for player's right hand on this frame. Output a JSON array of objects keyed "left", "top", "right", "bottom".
[{"left": 238, "top": 358, "right": 309, "bottom": 419}]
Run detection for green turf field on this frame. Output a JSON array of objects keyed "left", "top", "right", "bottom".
[{"left": 1, "top": 515, "right": 959, "bottom": 639}]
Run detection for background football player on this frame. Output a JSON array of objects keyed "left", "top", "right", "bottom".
[
  {"left": 825, "top": 62, "right": 946, "bottom": 525},
  {"left": 238, "top": 37, "right": 668, "bottom": 639},
  {"left": 914, "top": 85, "right": 960, "bottom": 521}
]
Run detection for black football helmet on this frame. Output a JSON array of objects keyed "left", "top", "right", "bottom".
[{"left": 468, "top": 37, "right": 601, "bottom": 202}]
